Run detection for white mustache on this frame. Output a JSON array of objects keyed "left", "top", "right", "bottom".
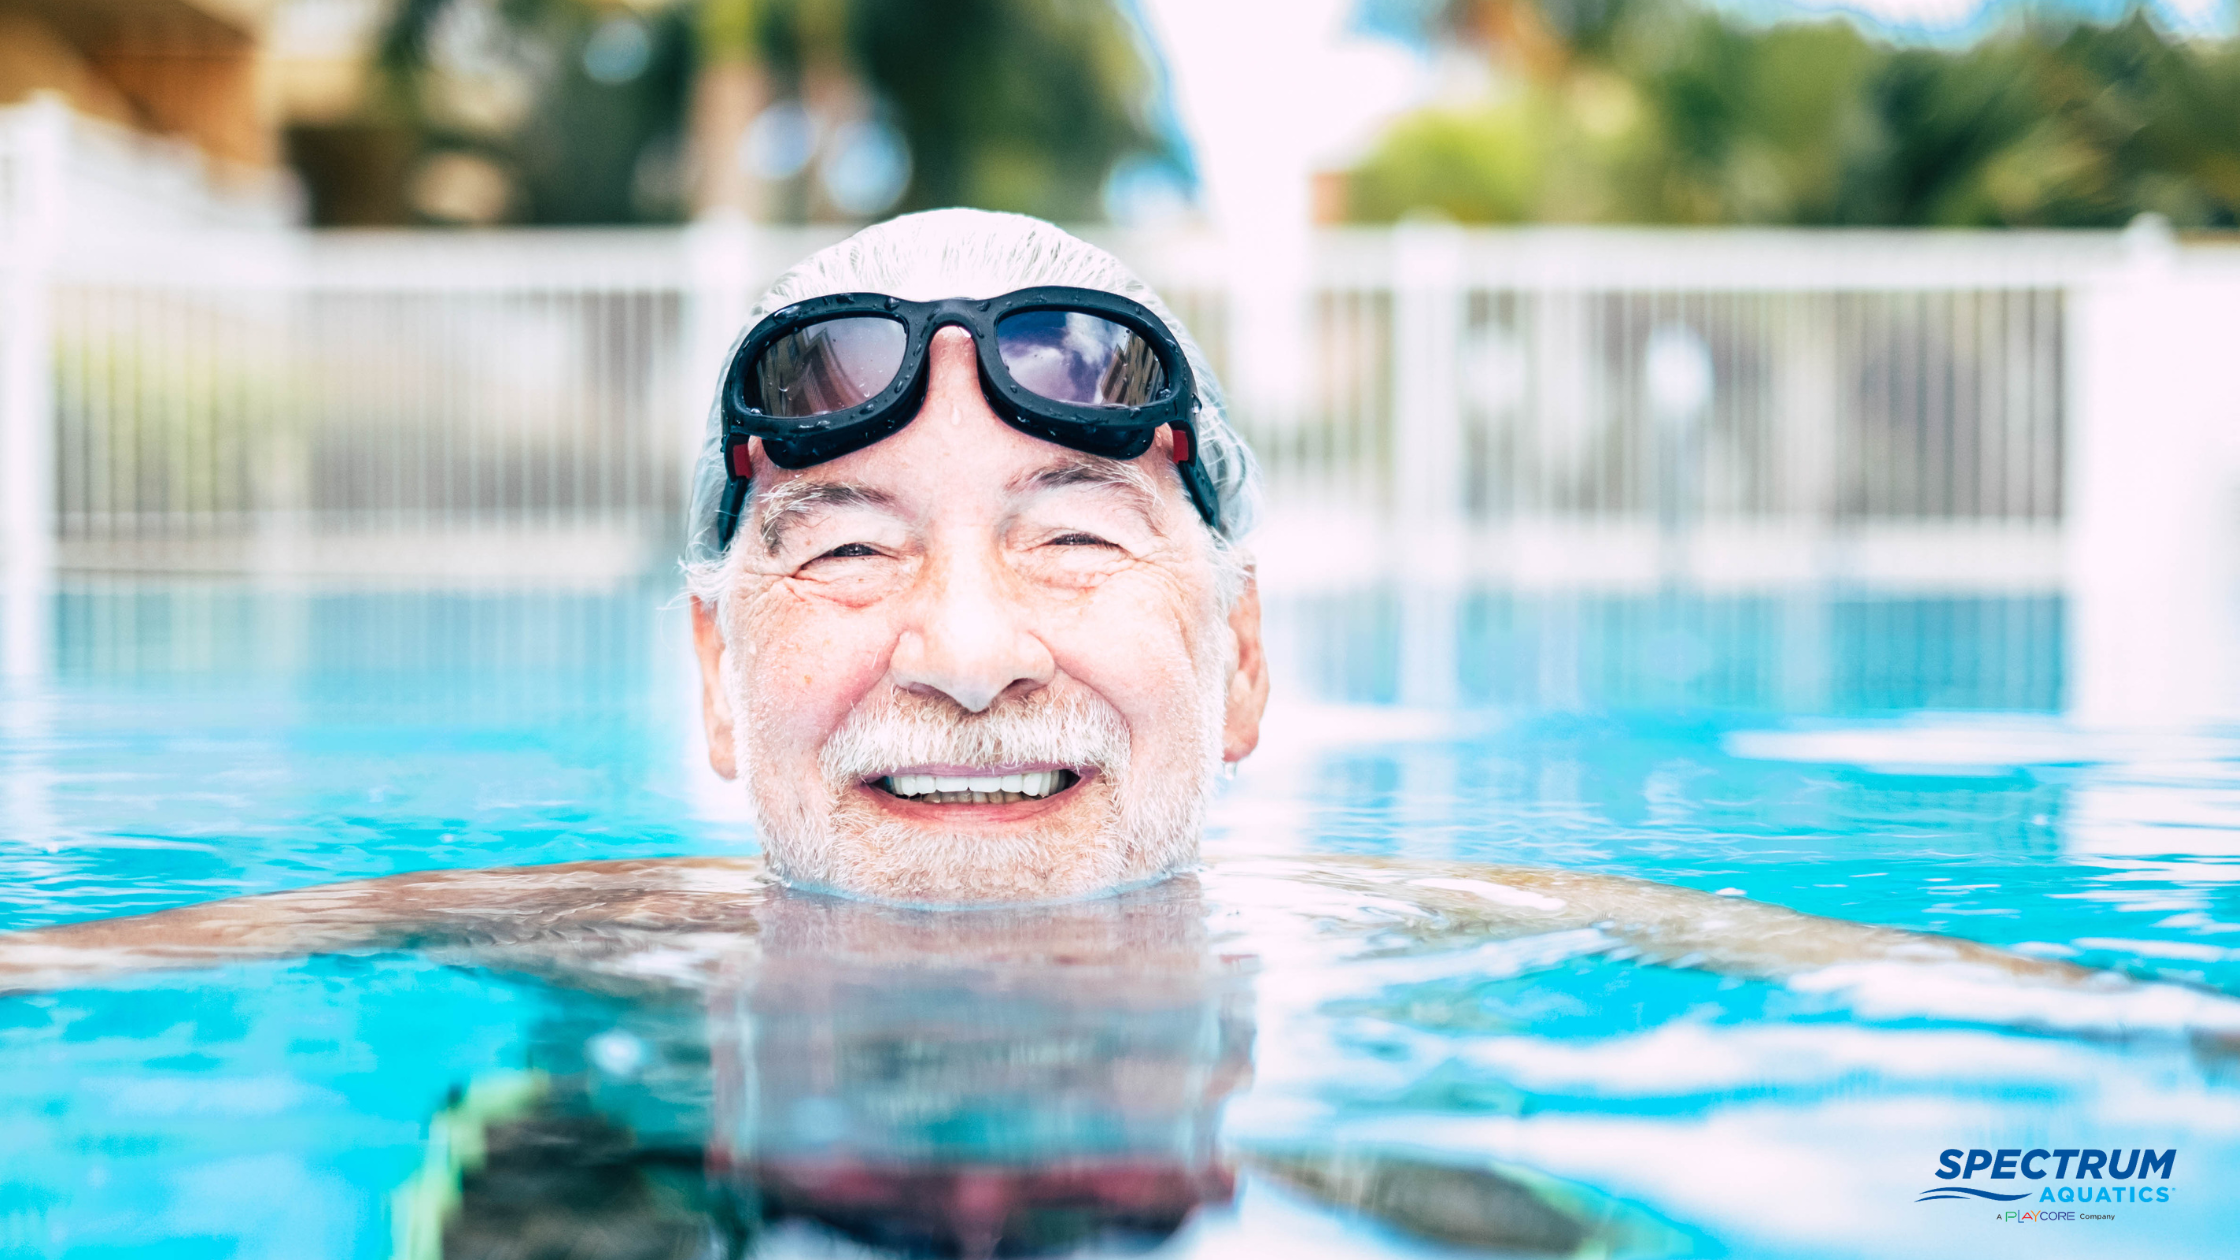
[{"left": 819, "top": 688, "right": 1131, "bottom": 788}]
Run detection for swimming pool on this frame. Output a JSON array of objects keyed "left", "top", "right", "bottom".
[{"left": 2, "top": 580, "right": 2234, "bottom": 1257}]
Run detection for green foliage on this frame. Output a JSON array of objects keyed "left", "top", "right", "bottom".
[
  {"left": 1349, "top": 87, "right": 1614, "bottom": 222},
  {"left": 374, "top": 0, "right": 697, "bottom": 225},
  {"left": 847, "top": 0, "right": 1161, "bottom": 220},
  {"left": 366, "top": 0, "right": 1168, "bottom": 225},
  {"left": 712, "top": 0, "right": 1170, "bottom": 222},
  {"left": 1348, "top": 4, "right": 2240, "bottom": 227}
]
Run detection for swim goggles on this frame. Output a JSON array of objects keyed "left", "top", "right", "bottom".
[{"left": 712, "top": 286, "right": 1220, "bottom": 549}]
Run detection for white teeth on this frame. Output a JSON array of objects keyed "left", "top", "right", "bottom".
[{"left": 881, "top": 769, "right": 1070, "bottom": 800}]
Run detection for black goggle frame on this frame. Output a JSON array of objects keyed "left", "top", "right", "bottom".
[{"left": 712, "top": 286, "right": 1220, "bottom": 551}]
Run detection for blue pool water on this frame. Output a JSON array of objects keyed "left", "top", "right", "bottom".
[{"left": 2, "top": 581, "right": 2236, "bottom": 1257}]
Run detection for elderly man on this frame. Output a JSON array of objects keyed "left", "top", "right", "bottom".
[
  {"left": 677, "top": 208, "right": 1266, "bottom": 904},
  {"left": 6, "top": 213, "right": 2238, "bottom": 1260},
  {"left": 0, "top": 209, "right": 2225, "bottom": 1036}
]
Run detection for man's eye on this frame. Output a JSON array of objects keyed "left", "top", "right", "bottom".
[
  {"left": 816, "top": 542, "right": 881, "bottom": 560},
  {"left": 1048, "top": 533, "right": 1115, "bottom": 548}
]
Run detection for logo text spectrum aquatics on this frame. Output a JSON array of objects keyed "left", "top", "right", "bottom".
[{"left": 1917, "top": 1148, "right": 2175, "bottom": 1204}]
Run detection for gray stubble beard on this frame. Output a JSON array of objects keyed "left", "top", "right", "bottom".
[{"left": 736, "top": 671, "right": 1225, "bottom": 906}]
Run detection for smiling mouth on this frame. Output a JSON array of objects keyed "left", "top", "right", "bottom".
[{"left": 871, "top": 767, "right": 1083, "bottom": 805}]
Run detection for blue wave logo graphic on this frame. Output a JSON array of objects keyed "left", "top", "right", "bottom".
[{"left": 1917, "top": 1187, "right": 2033, "bottom": 1202}]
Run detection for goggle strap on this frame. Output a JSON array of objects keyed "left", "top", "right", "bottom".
[
  {"left": 1171, "top": 422, "right": 1221, "bottom": 530},
  {"left": 713, "top": 477, "right": 749, "bottom": 556}
]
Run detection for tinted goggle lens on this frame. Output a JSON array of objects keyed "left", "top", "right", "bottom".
[
  {"left": 993, "top": 309, "right": 1168, "bottom": 406},
  {"left": 751, "top": 310, "right": 1167, "bottom": 417},
  {"left": 752, "top": 316, "right": 908, "bottom": 418}
]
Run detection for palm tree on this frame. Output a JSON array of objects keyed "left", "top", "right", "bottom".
[{"left": 342, "top": 0, "right": 1181, "bottom": 226}]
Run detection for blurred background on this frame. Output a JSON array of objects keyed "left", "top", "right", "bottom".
[
  {"left": 17, "top": 9, "right": 2240, "bottom": 1252},
  {"left": 2, "top": 0, "right": 2239, "bottom": 724}
]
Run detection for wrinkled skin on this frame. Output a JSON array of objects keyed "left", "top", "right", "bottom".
[{"left": 693, "top": 325, "right": 1267, "bottom": 903}]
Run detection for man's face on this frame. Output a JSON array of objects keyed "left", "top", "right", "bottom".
[{"left": 693, "top": 323, "right": 1267, "bottom": 904}]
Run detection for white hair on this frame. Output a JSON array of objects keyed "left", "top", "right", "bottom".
[{"left": 681, "top": 208, "right": 1261, "bottom": 605}]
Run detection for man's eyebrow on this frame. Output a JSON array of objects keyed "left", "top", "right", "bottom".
[
  {"left": 1010, "top": 454, "right": 1160, "bottom": 519},
  {"left": 755, "top": 480, "right": 899, "bottom": 554}
]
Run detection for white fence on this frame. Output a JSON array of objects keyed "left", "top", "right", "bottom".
[
  {"left": 42, "top": 234, "right": 706, "bottom": 577},
  {"left": 8, "top": 99, "right": 2240, "bottom": 710},
  {"left": 1229, "top": 227, "right": 2111, "bottom": 594},
  {"left": 9, "top": 226, "right": 2110, "bottom": 570}
]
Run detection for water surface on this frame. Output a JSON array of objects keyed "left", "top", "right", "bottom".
[{"left": 2, "top": 581, "right": 2235, "bottom": 1257}]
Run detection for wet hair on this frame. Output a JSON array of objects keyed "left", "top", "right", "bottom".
[{"left": 680, "top": 209, "right": 1261, "bottom": 604}]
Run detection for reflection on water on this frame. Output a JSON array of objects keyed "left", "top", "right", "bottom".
[
  {"left": 706, "top": 885, "right": 1246, "bottom": 1257},
  {"left": 7, "top": 581, "right": 2240, "bottom": 1258},
  {"left": 395, "top": 881, "right": 1682, "bottom": 1259}
]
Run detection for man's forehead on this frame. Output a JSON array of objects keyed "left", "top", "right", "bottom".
[{"left": 753, "top": 449, "right": 1161, "bottom": 552}]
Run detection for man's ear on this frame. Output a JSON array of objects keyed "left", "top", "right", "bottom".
[
  {"left": 692, "top": 596, "right": 738, "bottom": 779},
  {"left": 1222, "top": 571, "right": 1269, "bottom": 764}
]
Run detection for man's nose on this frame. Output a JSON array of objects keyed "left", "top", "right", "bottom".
[
  {"left": 922, "top": 323, "right": 977, "bottom": 410},
  {"left": 890, "top": 551, "right": 1055, "bottom": 713},
  {"left": 884, "top": 322, "right": 1051, "bottom": 712}
]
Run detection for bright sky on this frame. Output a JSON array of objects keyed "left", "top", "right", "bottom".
[{"left": 1133, "top": 0, "right": 1431, "bottom": 234}]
